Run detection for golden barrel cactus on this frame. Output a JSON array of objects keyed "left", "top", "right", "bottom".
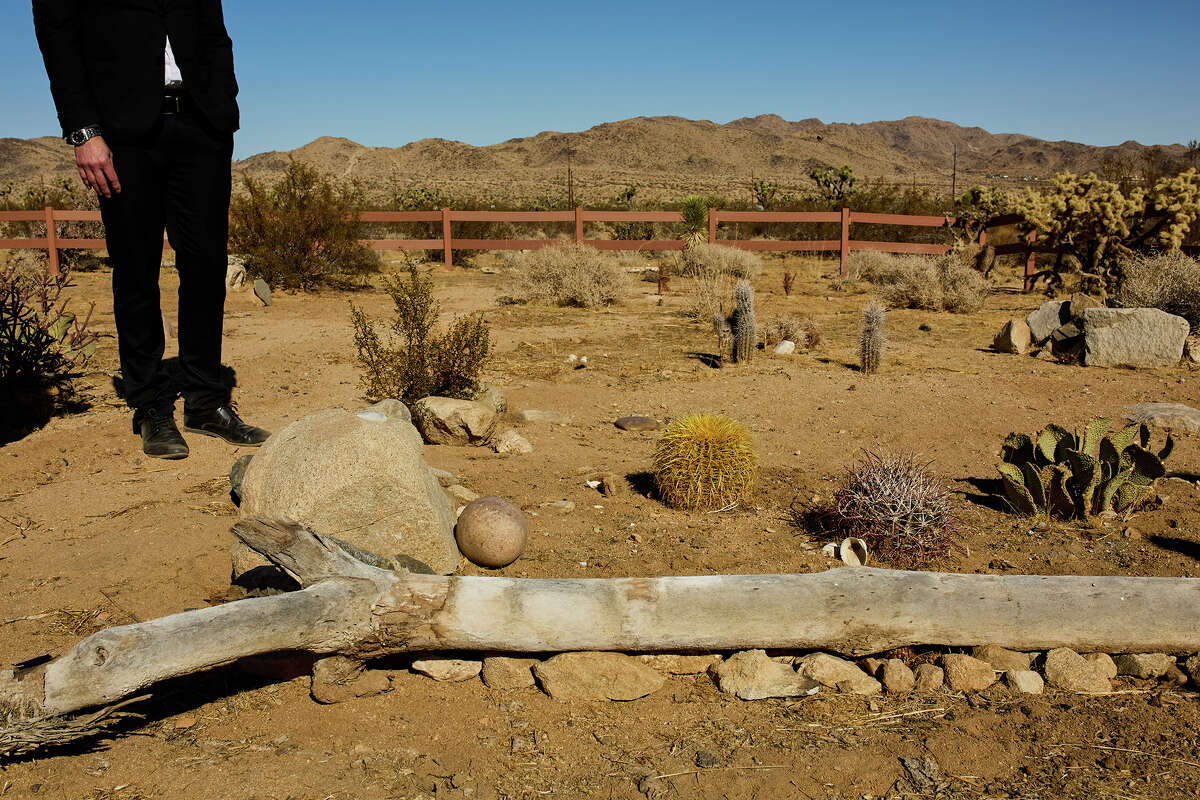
[{"left": 652, "top": 414, "right": 757, "bottom": 510}]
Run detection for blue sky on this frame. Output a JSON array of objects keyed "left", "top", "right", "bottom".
[{"left": 3, "top": 1, "right": 1197, "bottom": 159}]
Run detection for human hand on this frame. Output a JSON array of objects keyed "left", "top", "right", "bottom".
[{"left": 74, "top": 136, "right": 121, "bottom": 198}]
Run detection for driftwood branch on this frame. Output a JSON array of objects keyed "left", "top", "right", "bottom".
[{"left": 5, "top": 518, "right": 1200, "bottom": 723}]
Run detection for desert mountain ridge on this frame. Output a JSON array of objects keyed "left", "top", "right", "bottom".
[{"left": 2, "top": 114, "right": 1188, "bottom": 204}]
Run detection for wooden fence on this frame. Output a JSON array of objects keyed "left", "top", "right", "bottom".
[{"left": 2, "top": 206, "right": 1042, "bottom": 286}]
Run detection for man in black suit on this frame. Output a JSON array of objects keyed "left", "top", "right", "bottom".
[{"left": 33, "top": 0, "right": 268, "bottom": 459}]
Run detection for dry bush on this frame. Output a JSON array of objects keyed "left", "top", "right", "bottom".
[
  {"left": 760, "top": 316, "right": 821, "bottom": 349},
  {"left": 1114, "top": 251, "right": 1200, "bottom": 332},
  {"left": 852, "top": 251, "right": 989, "bottom": 313},
  {"left": 503, "top": 243, "right": 634, "bottom": 308},
  {"left": 678, "top": 243, "right": 763, "bottom": 320}
]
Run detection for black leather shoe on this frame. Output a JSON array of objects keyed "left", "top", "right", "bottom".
[
  {"left": 183, "top": 404, "right": 270, "bottom": 446},
  {"left": 135, "top": 406, "right": 189, "bottom": 459}
]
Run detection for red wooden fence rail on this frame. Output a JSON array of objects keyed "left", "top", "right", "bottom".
[{"left": 2, "top": 206, "right": 1043, "bottom": 285}]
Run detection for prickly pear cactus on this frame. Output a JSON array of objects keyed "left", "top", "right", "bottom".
[
  {"left": 859, "top": 300, "right": 886, "bottom": 374},
  {"left": 730, "top": 280, "right": 756, "bottom": 363}
]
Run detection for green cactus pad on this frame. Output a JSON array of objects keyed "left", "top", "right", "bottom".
[
  {"left": 1020, "top": 462, "right": 1047, "bottom": 512},
  {"left": 1081, "top": 417, "right": 1111, "bottom": 457},
  {"left": 1002, "top": 433, "right": 1035, "bottom": 465},
  {"left": 1037, "top": 425, "right": 1071, "bottom": 464}
]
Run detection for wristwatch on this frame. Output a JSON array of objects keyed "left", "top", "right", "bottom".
[{"left": 65, "top": 125, "right": 103, "bottom": 146}]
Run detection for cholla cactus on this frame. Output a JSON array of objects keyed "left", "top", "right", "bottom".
[
  {"left": 730, "top": 280, "right": 756, "bottom": 363},
  {"left": 859, "top": 300, "right": 885, "bottom": 374}
]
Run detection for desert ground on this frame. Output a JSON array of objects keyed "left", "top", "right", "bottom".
[{"left": 2, "top": 252, "right": 1200, "bottom": 799}]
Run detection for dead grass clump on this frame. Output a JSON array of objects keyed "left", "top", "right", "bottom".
[
  {"left": 503, "top": 243, "right": 634, "bottom": 308},
  {"left": 760, "top": 316, "right": 822, "bottom": 349},
  {"left": 852, "top": 252, "right": 989, "bottom": 313},
  {"left": 678, "top": 244, "right": 763, "bottom": 320},
  {"left": 1114, "top": 251, "right": 1200, "bottom": 333}
]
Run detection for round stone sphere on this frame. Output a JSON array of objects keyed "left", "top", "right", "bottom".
[{"left": 455, "top": 496, "right": 528, "bottom": 568}]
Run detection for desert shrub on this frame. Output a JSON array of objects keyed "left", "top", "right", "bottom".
[
  {"left": 1113, "top": 250, "right": 1200, "bottom": 332},
  {"left": 818, "top": 450, "right": 961, "bottom": 568},
  {"left": 229, "top": 161, "right": 379, "bottom": 290},
  {"left": 652, "top": 413, "right": 757, "bottom": 511},
  {"left": 350, "top": 262, "right": 489, "bottom": 404},
  {"left": 760, "top": 316, "right": 821, "bottom": 349},
  {"left": 503, "top": 243, "right": 633, "bottom": 308},
  {"left": 679, "top": 243, "right": 763, "bottom": 320},
  {"left": 854, "top": 252, "right": 989, "bottom": 313},
  {"left": 1, "top": 258, "right": 99, "bottom": 443},
  {"left": 996, "top": 418, "right": 1172, "bottom": 520}
]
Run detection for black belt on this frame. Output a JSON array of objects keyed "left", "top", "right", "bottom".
[{"left": 162, "top": 91, "right": 189, "bottom": 115}]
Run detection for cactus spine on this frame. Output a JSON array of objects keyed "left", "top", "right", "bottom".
[
  {"left": 859, "top": 300, "right": 886, "bottom": 374},
  {"left": 730, "top": 280, "right": 757, "bottom": 363}
]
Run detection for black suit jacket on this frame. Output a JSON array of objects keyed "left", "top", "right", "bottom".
[{"left": 33, "top": 0, "right": 239, "bottom": 140}]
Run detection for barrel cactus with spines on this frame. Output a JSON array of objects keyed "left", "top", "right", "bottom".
[
  {"left": 996, "top": 416, "right": 1172, "bottom": 520},
  {"left": 730, "top": 280, "right": 757, "bottom": 363},
  {"left": 652, "top": 413, "right": 757, "bottom": 511}
]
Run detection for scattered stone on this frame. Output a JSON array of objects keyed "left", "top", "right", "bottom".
[
  {"left": 710, "top": 650, "right": 820, "bottom": 700},
  {"left": 694, "top": 751, "right": 721, "bottom": 768},
  {"left": 773, "top": 340, "right": 796, "bottom": 355},
  {"left": 899, "top": 756, "right": 941, "bottom": 793},
  {"left": 940, "top": 654, "right": 997, "bottom": 692},
  {"left": 534, "top": 652, "right": 665, "bottom": 701},
  {"left": 237, "top": 404, "right": 460, "bottom": 577},
  {"left": 1026, "top": 300, "right": 1069, "bottom": 343},
  {"left": 913, "top": 663, "right": 944, "bottom": 690},
  {"left": 1081, "top": 307, "right": 1189, "bottom": 368},
  {"left": 1114, "top": 653, "right": 1177, "bottom": 679},
  {"left": 517, "top": 409, "right": 570, "bottom": 425},
  {"left": 1043, "top": 648, "right": 1111, "bottom": 693},
  {"left": 1185, "top": 654, "right": 1200, "bottom": 685},
  {"left": 445, "top": 484, "right": 479, "bottom": 505},
  {"left": 860, "top": 657, "right": 885, "bottom": 677},
  {"left": 597, "top": 472, "right": 625, "bottom": 497},
  {"left": 615, "top": 415, "right": 662, "bottom": 432},
  {"left": 493, "top": 429, "right": 533, "bottom": 455},
  {"left": 429, "top": 466, "right": 457, "bottom": 487},
  {"left": 1067, "top": 292, "right": 1102, "bottom": 321},
  {"left": 413, "top": 397, "right": 497, "bottom": 445},
  {"left": 636, "top": 654, "right": 722, "bottom": 675},
  {"left": 545, "top": 499, "right": 575, "bottom": 514},
  {"left": 311, "top": 656, "right": 391, "bottom": 704},
  {"left": 474, "top": 385, "right": 508, "bottom": 414},
  {"left": 481, "top": 657, "right": 539, "bottom": 689},
  {"left": 971, "top": 645, "right": 1033, "bottom": 672},
  {"left": 253, "top": 277, "right": 272, "bottom": 306},
  {"left": 455, "top": 496, "right": 527, "bottom": 568},
  {"left": 1185, "top": 335, "right": 1200, "bottom": 364},
  {"left": 993, "top": 319, "right": 1031, "bottom": 354},
  {"left": 225, "top": 256, "right": 246, "bottom": 289},
  {"left": 1084, "top": 652, "right": 1118, "bottom": 679},
  {"left": 881, "top": 659, "right": 915, "bottom": 695},
  {"left": 1124, "top": 402, "right": 1200, "bottom": 434},
  {"left": 1049, "top": 320, "right": 1084, "bottom": 358},
  {"left": 228, "top": 453, "right": 253, "bottom": 505},
  {"left": 1005, "top": 669, "right": 1044, "bottom": 694},
  {"left": 1164, "top": 665, "right": 1189, "bottom": 687},
  {"left": 411, "top": 658, "right": 482, "bottom": 682},
  {"left": 797, "top": 653, "right": 880, "bottom": 695}
]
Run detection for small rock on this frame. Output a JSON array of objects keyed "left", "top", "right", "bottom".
[
  {"left": 940, "top": 654, "right": 997, "bottom": 692},
  {"left": 225, "top": 256, "right": 246, "bottom": 290},
  {"left": 773, "top": 340, "right": 796, "bottom": 355},
  {"left": 1043, "top": 648, "right": 1111, "bottom": 693},
  {"left": 1084, "top": 652, "right": 1118, "bottom": 679},
  {"left": 493, "top": 429, "right": 533, "bottom": 455},
  {"left": 860, "top": 657, "right": 885, "bottom": 677},
  {"left": 545, "top": 499, "right": 575, "bottom": 514},
  {"left": 474, "top": 385, "right": 508, "bottom": 414},
  {"left": 411, "top": 658, "right": 482, "bottom": 682},
  {"left": 1026, "top": 300, "right": 1069, "bottom": 343},
  {"left": 414, "top": 397, "right": 497, "bottom": 445},
  {"left": 455, "top": 496, "right": 527, "bottom": 568},
  {"left": 253, "top": 277, "right": 272, "bottom": 306},
  {"left": 614, "top": 415, "right": 662, "bottom": 432},
  {"left": 1184, "top": 654, "right": 1200, "bottom": 685},
  {"left": 1124, "top": 402, "right": 1200, "bottom": 434},
  {"left": 710, "top": 650, "right": 820, "bottom": 700},
  {"left": 1006, "top": 669, "right": 1044, "bottom": 694},
  {"left": 429, "top": 467, "right": 457, "bottom": 487},
  {"left": 1164, "top": 665, "right": 1189, "bottom": 687},
  {"left": 533, "top": 652, "right": 664, "bottom": 701},
  {"left": 971, "top": 645, "right": 1033, "bottom": 672},
  {"left": 517, "top": 409, "right": 570, "bottom": 425},
  {"left": 445, "top": 484, "right": 479, "bottom": 505},
  {"left": 636, "top": 654, "right": 722, "bottom": 675},
  {"left": 1067, "top": 292, "right": 1102, "bottom": 321},
  {"left": 913, "top": 664, "right": 944, "bottom": 690},
  {"left": 1185, "top": 335, "right": 1200, "bottom": 364},
  {"left": 797, "top": 652, "right": 880, "bottom": 695},
  {"left": 228, "top": 453, "right": 253, "bottom": 505},
  {"left": 597, "top": 472, "right": 625, "bottom": 497},
  {"left": 881, "top": 659, "right": 915, "bottom": 695},
  {"left": 694, "top": 751, "right": 721, "bottom": 768},
  {"left": 481, "top": 657, "right": 539, "bottom": 689},
  {"left": 1114, "top": 653, "right": 1177, "bottom": 679},
  {"left": 993, "top": 319, "right": 1031, "bottom": 354}
]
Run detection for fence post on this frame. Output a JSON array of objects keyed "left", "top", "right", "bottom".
[
  {"left": 44, "top": 206, "right": 60, "bottom": 276},
  {"left": 442, "top": 207, "right": 452, "bottom": 269},
  {"left": 839, "top": 207, "right": 850, "bottom": 278},
  {"left": 1023, "top": 230, "right": 1037, "bottom": 292},
  {"left": 708, "top": 208, "right": 717, "bottom": 243},
  {"left": 575, "top": 206, "right": 583, "bottom": 243}
]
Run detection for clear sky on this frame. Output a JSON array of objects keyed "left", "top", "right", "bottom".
[{"left": 3, "top": 1, "right": 1197, "bottom": 159}]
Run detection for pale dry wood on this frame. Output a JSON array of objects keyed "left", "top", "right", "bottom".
[{"left": 4, "top": 518, "right": 1200, "bottom": 723}]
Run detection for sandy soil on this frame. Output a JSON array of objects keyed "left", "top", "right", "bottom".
[{"left": 2, "top": 254, "right": 1200, "bottom": 799}]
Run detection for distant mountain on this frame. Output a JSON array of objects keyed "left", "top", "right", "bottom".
[{"left": 3, "top": 116, "right": 1188, "bottom": 204}]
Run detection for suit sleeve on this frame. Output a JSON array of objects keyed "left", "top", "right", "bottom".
[
  {"left": 200, "top": 0, "right": 237, "bottom": 98},
  {"left": 31, "top": 0, "right": 100, "bottom": 136}
]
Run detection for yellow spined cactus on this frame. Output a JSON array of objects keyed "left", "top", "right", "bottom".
[{"left": 652, "top": 413, "right": 757, "bottom": 510}]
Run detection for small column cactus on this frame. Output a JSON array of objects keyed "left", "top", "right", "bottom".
[
  {"left": 730, "top": 280, "right": 757, "bottom": 363},
  {"left": 859, "top": 300, "right": 886, "bottom": 374}
]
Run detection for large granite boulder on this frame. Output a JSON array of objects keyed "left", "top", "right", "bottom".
[
  {"left": 236, "top": 401, "right": 461, "bottom": 577},
  {"left": 1081, "top": 308, "right": 1188, "bottom": 368}
]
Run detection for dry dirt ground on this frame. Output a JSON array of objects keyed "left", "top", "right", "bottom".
[{"left": 2, "top": 254, "right": 1200, "bottom": 800}]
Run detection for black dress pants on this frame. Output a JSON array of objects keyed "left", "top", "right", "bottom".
[{"left": 100, "top": 106, "right": 233, "bottom": 418}]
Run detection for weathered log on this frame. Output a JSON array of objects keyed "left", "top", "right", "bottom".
[{"left": 4, "top": 517, "right": 1200, "bottom": 723}]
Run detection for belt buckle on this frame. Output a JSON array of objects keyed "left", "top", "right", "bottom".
[{"left": 164, "top": 94, "right": 182, "bottom": 115}]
